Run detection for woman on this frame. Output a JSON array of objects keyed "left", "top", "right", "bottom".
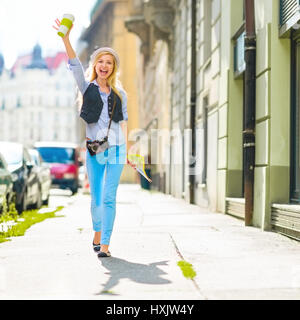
[{"left": 53, "top": 19, "right": 129, "bottom": 258}]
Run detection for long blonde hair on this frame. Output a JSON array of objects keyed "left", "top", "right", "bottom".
[
  {"left": 86, "top": 51, "right": 123, "bottom": 100},
  {"left": 76, "top": 51, "right": 124, "bottom": 112}
]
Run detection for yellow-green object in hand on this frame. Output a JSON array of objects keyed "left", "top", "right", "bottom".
[
  {"left": 127, "top": 154, "right": 152, "bottom": 183},
  {"left": 57, "top": 14, "right": 75, "bottom": 38}
]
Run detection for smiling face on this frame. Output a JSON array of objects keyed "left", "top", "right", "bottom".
[{"left": 94, "top": 53, "right": 115, "bottom": 81}]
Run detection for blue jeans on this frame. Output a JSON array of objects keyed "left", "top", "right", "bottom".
[{"left": 86, "top": 143, "right": 126, "bottom": 245}]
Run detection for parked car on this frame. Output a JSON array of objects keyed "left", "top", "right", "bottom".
[
  {"left": 0, "top": 152, "right": 15, "bottom": 213},
  {"left": 34, "top": 142, "right": 80, "bottom": 194},
  {"left": 0, "top": 141, "right": 41, "bottom": 213},
  {"left": 29, "top": 149, "right": 52, "bottom": 206}
]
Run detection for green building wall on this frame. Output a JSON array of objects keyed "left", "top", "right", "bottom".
[
  {"left": 218, "top": 0, "right": 291, "bottom": 231},
  {"left": 217, "top": 0, "right": 243, "bottom": 213},
  {"left": 253, "top": 0, "right": 291, "bottom": 229}
]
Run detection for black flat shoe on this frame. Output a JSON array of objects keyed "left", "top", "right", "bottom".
[
  {"left": 93, "top": 242, "right": 101, "bottom": 252},
  {"left": 98, "top": 251, "right": 111, "bottom": 258}
]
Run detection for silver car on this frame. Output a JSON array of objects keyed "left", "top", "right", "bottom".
[{"left": 29, "top": 149, "right": 52, "bottom": 206}]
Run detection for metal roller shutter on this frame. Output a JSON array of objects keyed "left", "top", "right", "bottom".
[{"left": 280, "top": 0, "right": 300, "bottom": 37}]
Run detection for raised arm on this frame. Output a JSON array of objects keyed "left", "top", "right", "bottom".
[
  {"left": 62, "top": 35, "right": 76, "bottom": 60},
  {"left": 53, "top": 18, "right": 76, "bottom": 59},
  {"left": 53, "top": 18, "right": 89, "bottom": 94}
]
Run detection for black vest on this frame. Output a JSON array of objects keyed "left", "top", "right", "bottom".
[{"left": 80, "top": 83, "right": 124, "bottom": 124}]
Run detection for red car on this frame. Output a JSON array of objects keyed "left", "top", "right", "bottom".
[{"left": 34, "top": 142, "right": 81, "bottom": 195}]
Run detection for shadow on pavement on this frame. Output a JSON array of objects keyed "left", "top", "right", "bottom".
[{"left": 95, "top": 258, "right": 171, "bottom": 296}]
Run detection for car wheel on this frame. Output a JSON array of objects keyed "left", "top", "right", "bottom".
[
  {"left": 71, "top": 186, "right": 78, "bottom": 195},
  {"left": 17, "top": 189, "right": 27, "bottom": 214},
  {"left": 43, "top": 194, "right": 50, "bottom": 206}
]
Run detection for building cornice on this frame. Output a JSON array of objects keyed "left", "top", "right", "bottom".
[
  {"left": 124, "top": 0, "right": 175, "bottom": 66},
  {"left": 125, "top": 15, "right": 150, "bottom": 63}
]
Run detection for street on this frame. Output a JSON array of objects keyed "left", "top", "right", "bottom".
[{"left": 0, "top": 184, "right": 300, "bottom": 300}]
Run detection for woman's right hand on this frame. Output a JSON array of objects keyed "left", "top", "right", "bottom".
[
  {"left": 52, "top": 18, "right": 73, "bottom": 39},
  {"left": 53, "top": 17, "right": 76, "bottom": 59}
]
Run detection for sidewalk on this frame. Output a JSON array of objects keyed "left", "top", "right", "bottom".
[{"left": 0, "top": 184, "right": 300, "bottom": 300}]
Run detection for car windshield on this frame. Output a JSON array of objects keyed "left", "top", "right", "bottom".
[
  {"left": 37, "top": 147, "right": 75, "bottom": 164},
  {"left": 29, "top": 151, "right": 39, "bottom": 166},
  {"left": 0, "top": 144, "right": 22, "bottom": 165}
]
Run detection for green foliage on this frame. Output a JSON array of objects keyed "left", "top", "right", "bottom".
[
  {"left": 0, "top": 199, "right": 17, "bottom": 225},
  {"left": 0, "top": 205, "right": 64, "bottom": 243},
  {"left": 177, "top": 260, "right": 197, "bottom": 279},
  {"left": 8, "top": 202, "right": 18, "bottom": 221}
]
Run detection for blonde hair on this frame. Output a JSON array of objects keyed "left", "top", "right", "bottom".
[
  {"left": 76, "top": 50, "right": 125, "bottom": 112},
  {"left": 86, "top": 51, "right": 123, "bottom": 100}
]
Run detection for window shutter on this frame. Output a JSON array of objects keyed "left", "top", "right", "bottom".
[{"left": 280, "top": 0, "right": 300, "bottom": 37}]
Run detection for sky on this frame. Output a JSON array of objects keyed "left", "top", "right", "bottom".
[{"left": 0, "top": 0, "right": 97, "bottom": 68}]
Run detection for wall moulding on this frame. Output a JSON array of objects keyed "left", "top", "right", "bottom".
[
  {"left": 125, "top": 15, "right": 151, "bottom": 62},
  {"left": 125, "top": 0, "right": 175, "bottom": 66},
  {"left": 144, "top": 0, "right": 175, "bottom": 36}
]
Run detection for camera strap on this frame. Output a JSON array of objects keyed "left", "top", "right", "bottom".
[{"left": 105, "top": 93, "right": 117, "bottom": 139}]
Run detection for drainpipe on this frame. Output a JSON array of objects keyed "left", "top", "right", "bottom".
[
  {"left": 244, "top": 0, "right": 256, "bottom": 226},
  {"left": 189, "top": 0, "right": 197, "bottom": 204}
]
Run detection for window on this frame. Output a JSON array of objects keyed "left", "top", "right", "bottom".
[
  {"left": 291, "top": 32, "right": 300, "bottom": 201},
  {"left": 279, "top": 0, "right": 300, "bottom": 37},
  {"left": 30, "top": 128, "right": 34, "bottom": 140},
  {"left": 235, "top": 31, "right": 246, "bottom": 76},
  {"left": 16, "top": 96, "right": 21, "bottom": 108},
  {"left": 54, "top": 112, "right": 59, "bottom": 123},
  {"left": 233, "top": 28, "right": 246, "bottom": 78},
  {"left": 280, "top": 0, "right": 299, "bottom": 27},
  {"left": 37, "top": 147, "right": 75, "bottom": 164}
]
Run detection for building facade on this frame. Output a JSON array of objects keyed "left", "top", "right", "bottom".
[
  {"left": 223, "top": 0, "right": 298, "bottom": 240},
  {"left": 124, "top": 0, "right": 300, "bottom": 240},
  {"left": 0, "top": 45, "right": 79, "bottom": 146},
  {"left": 125, "top": 0, "right": 174, "bottom": 192},
  {"left": 125, "top": 0, "right": 221, "bottom": 206}
]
